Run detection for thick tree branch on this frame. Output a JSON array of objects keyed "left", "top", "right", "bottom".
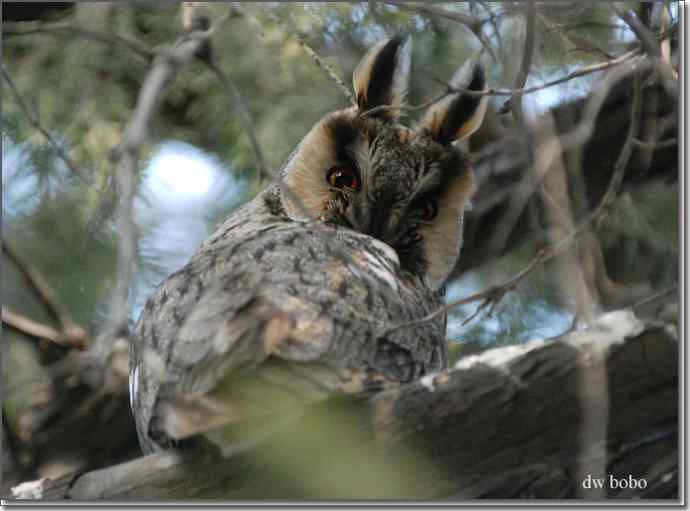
[
  {"left": 8, "top": 311, "right": 678, "bottom": 499},
  {"left": 612, "top": 4, "right": 661, "bottom": 58}
]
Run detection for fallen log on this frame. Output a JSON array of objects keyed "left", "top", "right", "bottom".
[{"left": 7, "top": 308, "right": 678, "bottom": 501}]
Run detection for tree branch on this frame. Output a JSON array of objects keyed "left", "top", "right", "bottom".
[
  {"left": 612, "top": 4, "right": 661, "bottom": 58},
  {"left": 2, "top": 21, "right": 154, "bottom": 62},
  {"left": 2, "top": 238, "right": 88, "bottom": 349},
  {"left": 1, "top": 307, "right": 81, "bottom": 349},
  {"left": 203, "top": 61, "right": 271, "bottom": 182},
  {"left": 385, "top": 0, "right": 484, "bottom": 32},
  {"left": 104, "top": 10, "right": 233, "bottom": 339},
  {"left": 8, "top": 312, "right": 678, "bottom": 499},
  {"left": 510, "top": 1, "right": 536, "bottom": 128}
]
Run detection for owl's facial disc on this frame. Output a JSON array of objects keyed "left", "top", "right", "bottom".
[{"left": 280, "top": 36, "right": 486, "bottom": 289}]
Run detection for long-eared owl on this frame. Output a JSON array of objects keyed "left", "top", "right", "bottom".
[{"left": 129, "top": 35, "right": 488, "bottom": 454}]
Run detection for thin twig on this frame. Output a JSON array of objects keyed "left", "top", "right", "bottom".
[
  {"left": 2, "top": 238, "right": 88, "bottom": 348},
  {"left": 1, "top": 66, "right": 87, "bottom": 183},
  {"left": 204, "top": 61, "right": 271, "bottom": 181},
  {"left": 360, "top": 48, "right": 642, "bottom": 119},
  {"left": 629, "top": 284, "right": 678, "bottom": 311},
  {"left": 2, "top": 21, "right": 154, "bottom": 62},
  {"left": 296, "top": 38, "right": 356, "bottom": 107},
  {"left": 385, "top": 1, "right": 497, "bottom": 63},
  {"left": 258, "top": 6, "right": 355, "bottom": 106},
  {"left": 593, "top": 73, "right": 643, "bottom": 230},
  {"left": 631, "top": 137, "right": 677, "bottom": 149}
]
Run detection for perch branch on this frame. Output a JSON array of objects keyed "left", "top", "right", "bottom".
[{"left": 8, "top": 315, "right": 678, "bottom": 499}]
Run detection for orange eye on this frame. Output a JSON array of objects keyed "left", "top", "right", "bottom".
[{"left": 327, "top": 167, "right": 360, "bottom": 191}]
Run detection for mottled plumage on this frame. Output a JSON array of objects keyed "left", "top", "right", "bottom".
[{"left": 130, "top": 35, "right": 487, "bottom": 454}]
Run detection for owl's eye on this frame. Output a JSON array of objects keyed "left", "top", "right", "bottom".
[
  {"left": 420, "top": 199, "right": 438, "bottom": 221},
  {"left": 327, "top": 167, "right": 360, "bottom": 191}
]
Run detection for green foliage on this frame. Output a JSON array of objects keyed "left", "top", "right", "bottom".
[{"left": 1, "top": 2, "right": 678, "bottom": 348}]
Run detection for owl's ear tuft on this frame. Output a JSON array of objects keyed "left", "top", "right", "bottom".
[
  {"left": 353, "top": 35, "right": 411, "bottom": 120},
  {"left": 420, "top": 60, "right": 487, "bottom": 144}
]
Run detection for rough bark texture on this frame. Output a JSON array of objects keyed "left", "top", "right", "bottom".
[{"left": 6, "top": 308, "right": 678, "bottom": 501}]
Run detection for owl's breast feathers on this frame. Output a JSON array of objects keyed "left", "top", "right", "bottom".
[{"left": 130, "top": 188, "right": 446, "bottom": 453}]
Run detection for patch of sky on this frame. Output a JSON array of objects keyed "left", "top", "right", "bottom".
[
  {"left": 2, "top": 140, "right": 41, "bottom": 217},
  {"left": 131, "top": 140, "right": 247, "bottom": 317},
  {"left": 2, "top": 137, "right": 79, "bottom": 219},
  {"left": 446, "top": 267, "right": 573, "bottom": 347}
]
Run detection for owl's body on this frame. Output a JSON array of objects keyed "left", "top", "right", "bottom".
[{"left": 130, "top": 36, "right": 487, "bottom": 454}]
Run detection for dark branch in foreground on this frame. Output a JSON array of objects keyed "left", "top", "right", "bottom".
[{"left": 8, "top": 310, "right": 678, "bottom": 500}]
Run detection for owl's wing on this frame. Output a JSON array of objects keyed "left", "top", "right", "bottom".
[{"left": 130, "top": 258, "right": 342, "bottom": 453}]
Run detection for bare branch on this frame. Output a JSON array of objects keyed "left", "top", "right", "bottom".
[
  {"left": 2, "top": 307, "right": 85, "bottom": 350},
  {"left": 510, "top": 1, "right": 536, "bottom": 128},
  {"left": 2, "top": 21, "right": 154, "bottom": 62},
  {"left": 1, "top": 66, "right": 87, "bottom": 183},
  {"left": 631, "top": 137, "right": 677, "bottom": 149},
  {"left": 2, "top": 238, "right": 88, "bottom": 348},
  {"left": 385, "top": 1, "right": 498, "bottom": 63},
  {"left": 385, "top": 1, "right": 484, "bottom": 32},
  {"left": 255, "top": 5, "right": 355, "bottom": 105},
  {"left": 296, "top": 38, "right": 357, "bottom": 106},
  {"left": 592, "top": 73, "right": 643, "bottom": 230},
  {"left": 360, "top": 48, "right": 643, "bottom": 119},
  {"left": 612, "top": 4, "right": 661, "bottom": 58},
  {"left": 204, "top": 61, "right": 271, "bottom": 182},
  {"left": 104, "top": 11, "right": 233, "bottom": 338}
]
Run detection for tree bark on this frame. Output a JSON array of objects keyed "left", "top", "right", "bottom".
[{"left": 7, "top": 308, "right": 678, "bottom": 501}]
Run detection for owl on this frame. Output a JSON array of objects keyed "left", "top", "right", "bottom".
[{"left": 129, "top": 36, "right": 487, "bottom": 455}]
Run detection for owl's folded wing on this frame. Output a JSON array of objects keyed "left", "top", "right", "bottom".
[{"left": 130, "top": 265, "right": 342, "bottom": 453}]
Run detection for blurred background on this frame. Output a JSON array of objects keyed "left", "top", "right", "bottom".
[{"left": 2, "top": 1, "right": 679, "bottom": 497}]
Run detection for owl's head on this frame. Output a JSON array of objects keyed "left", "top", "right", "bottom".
[{"left": 279, "top": 36, "right": 487, "bottom": 290}]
